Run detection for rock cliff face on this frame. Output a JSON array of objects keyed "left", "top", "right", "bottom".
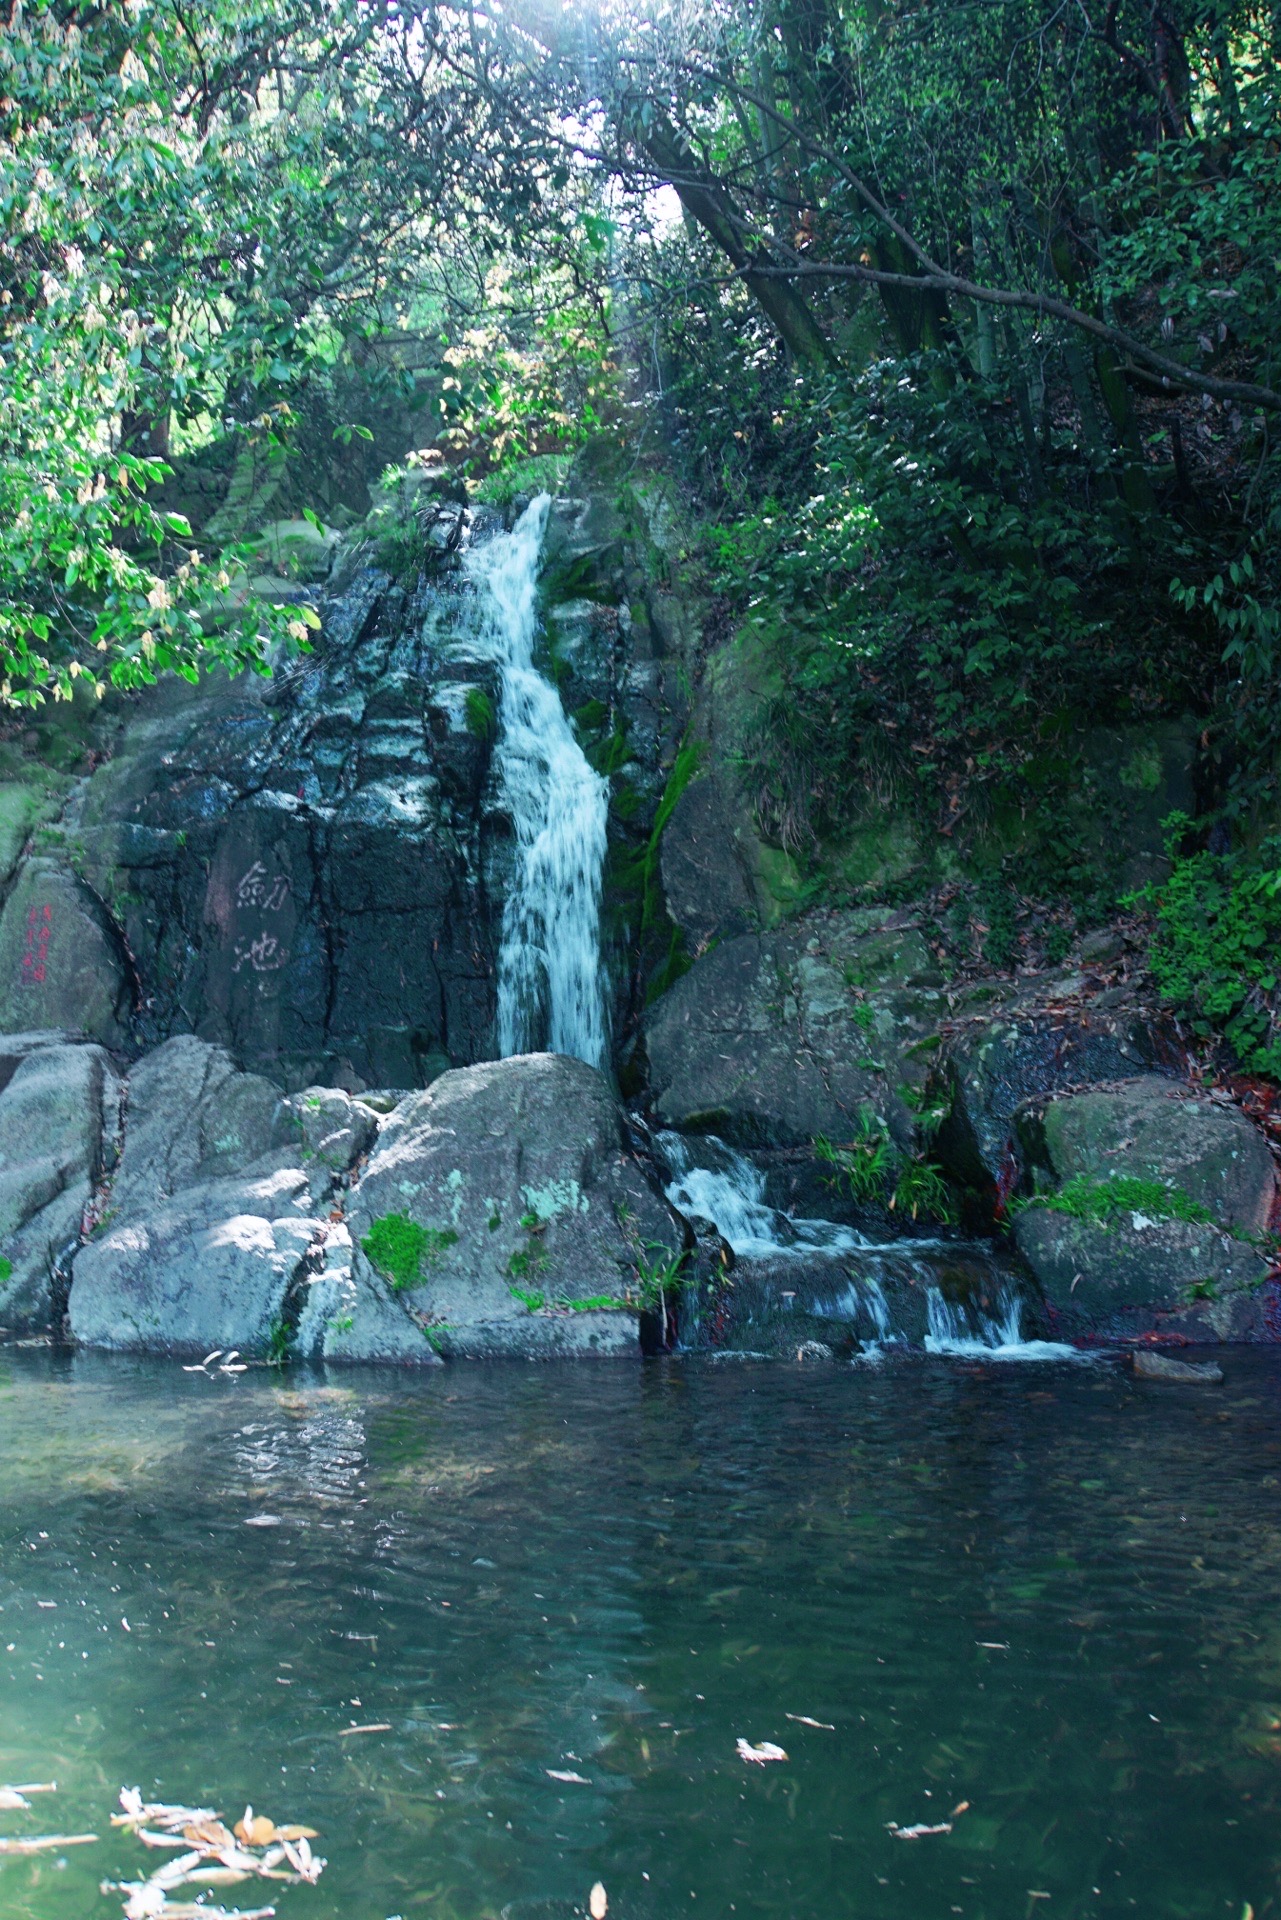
[{"left": 0, "top": 485, "right": 687, "bottom": 1091}]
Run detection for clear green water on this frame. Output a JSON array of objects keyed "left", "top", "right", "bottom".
[{"left": 1, "top": 1348, "right": 1280, "bottom": 1920}]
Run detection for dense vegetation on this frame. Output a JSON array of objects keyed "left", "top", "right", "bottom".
[{"left": 5, "top": 0, "right": 1280, "bottom": 1072}]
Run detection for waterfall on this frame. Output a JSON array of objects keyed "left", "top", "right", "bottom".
[
  {"left": 659, "top": 1130, "right": 876, "bottom": 1260},
  {"left": 466, "top": 495, "right": 609, "bottom": 1066}
]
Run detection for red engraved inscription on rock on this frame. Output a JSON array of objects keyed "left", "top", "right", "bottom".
[{"left": 21, "top": 903, "right": 52, "bottom": 986}]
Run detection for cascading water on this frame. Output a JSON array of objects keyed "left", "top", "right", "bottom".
[
  {"left": 466, "top": 495, "right": 609, "bottom": 1066},
  {"left": 659, "top": 1131, "right": 1083, "bottom": 1359}
]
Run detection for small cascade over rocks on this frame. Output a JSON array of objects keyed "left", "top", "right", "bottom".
[
  {"left": 467, "top": 495, "right": 609, "bottom": 1066},
  {"left": 658, "top": 1131, "right": 1077, "bottom": 1360}
]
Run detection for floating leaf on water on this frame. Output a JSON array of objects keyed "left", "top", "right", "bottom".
[
  {"left": 736, "top": 1740, "right": 787, "bottom": 1765},
  {"left": 243, "top": 1516, "right": 282, "bottom": 1529},
  {"left": 181, "top": 1819, "right": 235, "bottom": 1850},
  {"left": 951, "top": 1800, "right": 970, "bottom": 1817},
  {"left": 0, "top": 1788, "right": 31, "bottom": 1810},
  {"left": 274, "top": 1824, "right": 318, "bottom": 1840},
  {"left": 234, "top": 1812, "right": 277, "bottom": 1847},
  {"left": 887, "top": 1821, "right": 953, "bottom": 1839},
  {"left": 545, "top": 1770, "right": 590, "bottom": 1785},
  {"left": 784, "top": 1714, "right": 835, "bottom": 1730},
  {"left": 589, "top": 1883, "right": 608, "bottom": 1919},
  {"left": 338, "top": 1723, "right": 391, "bottom": 1737}
]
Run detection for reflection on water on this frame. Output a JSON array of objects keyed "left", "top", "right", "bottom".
[{"left": 1, "top": 1348, "right": 1281, "bottom": 1920}]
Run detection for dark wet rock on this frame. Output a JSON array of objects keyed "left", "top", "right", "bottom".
[
  {"left": 1011, "top": 1075, "right": 1278, "bottom": 1342},
  {"left": 645, "top": 910, "right": 947, "bottom": 1149},
  {"left": 347, "top": 1052, "right": 682, "bottom": 1357},
  {"left": 659, "top": 775, "right": 761, "bottom": 952},
  {"left": 1013, "top": 1206, "right": 1270, "bottom": 1342},
  {"left": 0, "top": 858, "right": 131, "bottom": 1048},
  {"left": 1133, "top": 1350, "right": 1224, "bottom": 1383},
  {"left": 0, "top": 1035, "right": 121, "bottom": 1331},
  {"left": 936, "top": 1008, "right": 1162, "bottom": 1200}
]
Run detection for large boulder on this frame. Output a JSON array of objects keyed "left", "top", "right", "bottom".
[
  {"left": 66, "top": 1035, "right": 432, "bottom": 1361},
  {"left": 347, "top": 1052, "right": 683, "bottom": 1356},
  {"left": 935, "top": 1006, "right": 1160, "bottom": 1203},
  {"left": 644, "top": 909, "right": 944, "bottom": 1148},
  {"left": 1012, "top": 1076, "right": 1278, "bottom": 1340},
  {"left": 0, "top": 1034, "right": 121, "bottom": 1331}
]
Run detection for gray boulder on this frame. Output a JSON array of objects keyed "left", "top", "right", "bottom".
[
  {"left": 0, "top": 860, "right": 131, "bottom": 1048},
  {"left": 1012, "top": 1075, "right": 1278, "bottom": 1340},
  {"left": 293, "top": 1223, "right": 440, "bottom": 1364},
  {"left": 0, "top": 1034, "right": 121, "bottom": 1330},
  {"left": 69, "top": 1166, "right": 320, "bottom": 1356},
  {"left": 936, "top": 1008, "right": 1157, "bottom": 1199},
  {"left": 645, "top": 910, "right": 943, "bottom": 1149},
  {"left": 66, "top": 1036, "right": 394, "bottom": 1359},
  {"left": 347, "top": 1052, "right": 682, "bottom": 1357}
]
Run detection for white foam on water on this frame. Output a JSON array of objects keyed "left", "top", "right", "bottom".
[
  {"left": 923, "top": 1286, "right": 1085, "bottom": 1361},
  {"left": 467, "top": 496, "right": 609, "bottom": 1066},
  {"left": 658, "top": 1131, "right": 875, "bottom": 1260}
]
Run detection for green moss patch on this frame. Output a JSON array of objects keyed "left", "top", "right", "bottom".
[
  {"left": 1021, "top": 1174, "right": 1213, "bottom": 1230},
  {"left": 362, "top": 1212, "right": 459, "bottom": 1290}
]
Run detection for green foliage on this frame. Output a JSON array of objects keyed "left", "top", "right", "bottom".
[
  {"left": 629, "top": 1244, "right": 686, "bottom": 1312},
  {"left": 470, "top": 453, "right": 572, "bottom": 505},
  {"left": 0, "top": 1255, "right": 11, "bottom": 1282},
  {"left": 889, "top": 1159, "right": 959, "bottom": 1227},
  {"left": 509, "top": 1283, "right": 547, "bottom": 1312},
  {"left": 464, "top": 687, "right": 497, "bottom": 741},
  {"left": 815, "top": 1115, "right": 894, "bottom": 1206},
  {"left": 1021, "top": 1173, "right": 1213, "bottom": 1230},
  {"left": 362, "top": 1213, "right": 458, "bottom": 1292},
  {"left": 265, "top": 1315, "right": 293, "bottom": 1370},
  {"left": 1130, "top": 817, "right": 1281, "bottom": 1079}
]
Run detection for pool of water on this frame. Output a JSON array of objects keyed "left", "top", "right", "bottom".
[{"left": 1, "top": 1347, "right": 1280, "bottom": 1920}]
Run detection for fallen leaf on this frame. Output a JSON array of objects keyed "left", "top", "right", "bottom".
[
  {"left": 887, "top": 1821, "right": 953, "bottom": 1839},
  {"left": 785, "top": 1714, "right": 835, "bottom": 1730},
  {"left": 590, "top": 1882, "right": 608, "bottom": 1919},
  {"left": 546, "top": 1770, "right": 590, "bottom": 1784},
  {"left": 338, "top": 1723, "right": 390, "bottom": 1736},
  {"left": 0, "top": 1833, "right": 98, "bottom": 1853},
  {"left": 275, "top": 1824, "right": 318, "bottom": 1841},
  {"left": 0, "top": 1788, "right": 30, "bottom": 1810},
  {"left": 951, "top": 1800, "right": 970, "bottom": 1817},
  {"left": 736, "top": 1740, "right": 787, "bottom": 1765}
]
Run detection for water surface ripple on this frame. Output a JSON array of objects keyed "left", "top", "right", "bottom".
[{"left": 1, "top": 1350, "right": 1280, "bottom": 1920}]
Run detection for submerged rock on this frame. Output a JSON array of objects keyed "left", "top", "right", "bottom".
[
  {"left": 1133, "top": 1350, "right": 1225, "bottom": 1384},
  {"left": 347, "top": 1052, "right": 683, "bottom": 1357}
]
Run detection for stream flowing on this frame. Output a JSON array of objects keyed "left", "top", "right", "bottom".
[
  {"left": 1, "top": 1349, "right": 1279, "bottom": 1920},
  {"left": 466, "top": 496, "right": 609, "bottom": 1065}
]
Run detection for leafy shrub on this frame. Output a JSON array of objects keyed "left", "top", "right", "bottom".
[
  {"left": 1130, "top": 817, "right": 1281, "bottom": 1079},
  {"left": 470, "top": 453, "right": 572, "bottom": 505},
  {"left": 362, "top": 1212, "right": 458, "bottom": 1291},
  {"left": 889, "top": 1159, "right": 959, "bottom": 1226}
]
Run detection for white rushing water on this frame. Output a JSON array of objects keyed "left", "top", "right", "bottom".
[
  {"left": 659, "top": 1130, "right": 877, "bottom": 1260},
  {"left": 660, "top": 1131, "right": 1085, "bottom": 1359},
  {"left": 466, "top": 495, "right": 609, "bottom": 1065}
]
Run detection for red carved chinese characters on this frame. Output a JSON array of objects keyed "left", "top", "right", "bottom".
[{"left": 21, "top": 902, "right": 52, "bottom": 986}]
